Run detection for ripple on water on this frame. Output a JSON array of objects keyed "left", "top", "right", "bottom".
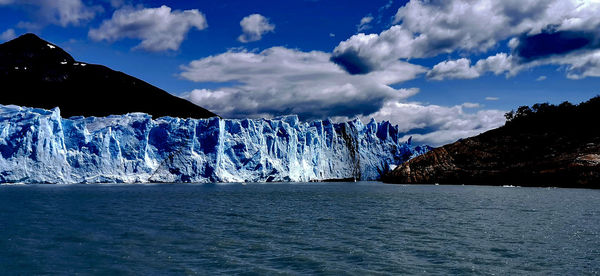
[{"left": 0, "top": 183, "right": 598, "bottom": 274}]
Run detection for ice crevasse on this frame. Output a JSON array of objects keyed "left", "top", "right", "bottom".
[{"left": 0, "top": 105, "right": 430, "bottom": 184}]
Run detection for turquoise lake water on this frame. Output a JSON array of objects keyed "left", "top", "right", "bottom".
[{"left": 0, "top": 182, "right": 598, "bottom": 275}]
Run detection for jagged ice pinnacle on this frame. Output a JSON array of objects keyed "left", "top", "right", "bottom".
[{"left": 0, "top": 105, "right": 429, "bottom": 184}]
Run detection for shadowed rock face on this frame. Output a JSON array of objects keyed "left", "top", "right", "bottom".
[
  {"left": 384, "top": 97, "right": 600, "bottom": 188},
  {"left": 0, "top": 33, "right": 217, "bottom": 119}
]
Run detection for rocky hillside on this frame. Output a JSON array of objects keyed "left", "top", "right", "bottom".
[
  {"left": 384, "top": 97, "right": 600, "bottom": 188},
  {"left": 0, "top": 33, "right": 216, "bottom": 119}
]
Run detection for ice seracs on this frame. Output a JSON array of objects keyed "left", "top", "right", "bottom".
[{"left": 0, "top": 105, "right": 430, "bottom": 184}]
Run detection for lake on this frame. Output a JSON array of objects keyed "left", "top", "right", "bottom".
[{"left": 0, "top": 182, "right": 598, "bottom": 275}]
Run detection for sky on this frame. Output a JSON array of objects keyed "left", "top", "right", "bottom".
[{"left": 0, "top": 0, "right": 599, "bottom": 146}]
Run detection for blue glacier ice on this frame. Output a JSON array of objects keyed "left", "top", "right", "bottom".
[{"left": 0, "top": 105, "right": 430, "bottom": 184}]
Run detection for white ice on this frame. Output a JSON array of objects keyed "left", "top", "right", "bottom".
[{"left": 0, "top": 105, "right": 430, "bottom": 184}]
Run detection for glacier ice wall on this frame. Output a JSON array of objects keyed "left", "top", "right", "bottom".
[{"left": 0, "top": 105, "right": 429, "bottom": 184}]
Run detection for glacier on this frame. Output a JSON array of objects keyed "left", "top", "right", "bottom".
[{"left": 0, "top": 105, "right": 430, "bottom": 184}]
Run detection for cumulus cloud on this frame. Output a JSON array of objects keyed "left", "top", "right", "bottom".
[
  {"left": 89, "top": 5, "right": 207, "bottom": 52},
  {"left": 557, "top": 50, "right": 600, "bottom": 79},
  {"left": 0, "top": 0, "right": 100, "bottom": 27},
  {"left": 362, "top": 101, "right": 506, "bottom": 146},
  {"left": 357, "top": 16, "right": 373, "bottom": 32},
  {"left": 426, "top": 58, "right": 480, "bottom": 80},
  {"left": 430, "top": 47, "right": 600, "bottom": 81},
  {"left": 179, "top": 46, "right": 505, "bottom": 145},
  {"left": 332, "top": 0, "right": 600, "bottom": 79},
  {"left": 0, "top": 28, "right": 15, "bottom": 41},
  {"left": 180, "top": 47, "right": 425, "bottom": 120},
  {"left": 427, "top": 53, "right": 515, "bottom": 80},
  {"left": 331, "top": 27, "right": 416, "bottom": 74},
  {"left": 238, "top": 14, "right": 275, "bottom": 43}
]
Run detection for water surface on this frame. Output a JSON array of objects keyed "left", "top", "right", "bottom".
[{"left": 0, "top": 182, "right": 598, "bottom": 275}]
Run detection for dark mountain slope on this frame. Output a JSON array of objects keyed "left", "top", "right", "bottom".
[
  {"left": 0, "top": 33, "right": 216, "bottom": 119},
  {"left": 383, "top": 97, "right": 600, "bottom": 188}
]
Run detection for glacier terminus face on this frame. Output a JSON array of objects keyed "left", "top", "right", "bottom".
[{"left": 0, "top": 105, "right": 430, "bottom": 184}]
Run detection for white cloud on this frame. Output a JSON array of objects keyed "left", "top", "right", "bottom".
[
  {"left": 329, "top": 33, "right": 335, "bottom": 37},
  {"left": 499, "top": 49, "right": 600, "bottom": 80},
  {"left": 0, "top": 28, "right": 15, "bottom": 41},
  {"left": 332, "top": 0, "right": 600, "bottom": 78},
  {"left": 179, "top": 46, "right": 505, "bottom": 145},
  {"left": 364, "top": 101, "right": 505, "bottom": 146},
  {"left": 357, "top": 16, "right": 373, "bottom": 32},
  {"left": 462, "top": 102, "right": 481, "bottom": 108},
  {"left": 331, "top": 26, "right": 418, "bottom": 74},
  {"left": 558, "top": 50, "right": 600, "bottom": 79},
  {"left": 238, "top": 14, "right": 275, "bottom": 43},
  {"left": 180, "top": 47, "right": 425, "bottom": 120},
  {"left": 391, "top": 0, "right": 560, "bottom": 54},
  {"left": 426, "top": 58, "right": 479, "bottom": 80},
  {"left": 475, "top": 53, "right": 515, "bottom": 75},
  {"left": 42, "top": 0, "right": 100, "bottom": 26},
  {"left": 485, "top": 97, "right": 499, "bottom": 101},
  {"left": 380, "top": 0, "right": 393, "bottom": 11},
  {"left": 427, "top": 53, "right": 516, "bottom": 80},
  {"left": 0, "top": 0, "right": 100, "bottom": 27},
  {"left": 429, "top": 47, "right": 600, "bottom": 81},
  {"left": 89, "top": 5, "right": 207, "bottom": 52}
]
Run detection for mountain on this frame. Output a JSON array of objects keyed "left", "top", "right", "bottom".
[
  {"left": 0, "top": 33, "right": 216, "bottom": 119},
  {"left": 383, "top": 97, "right": 600, "bottom": 188},
  {"left": 0, "top": 105, "right": 428, "bottom": 184}
]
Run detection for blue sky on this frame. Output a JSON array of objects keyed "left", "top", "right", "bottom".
[{"left": 0, "top": 0, "right": 599, "bottom": 145}]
